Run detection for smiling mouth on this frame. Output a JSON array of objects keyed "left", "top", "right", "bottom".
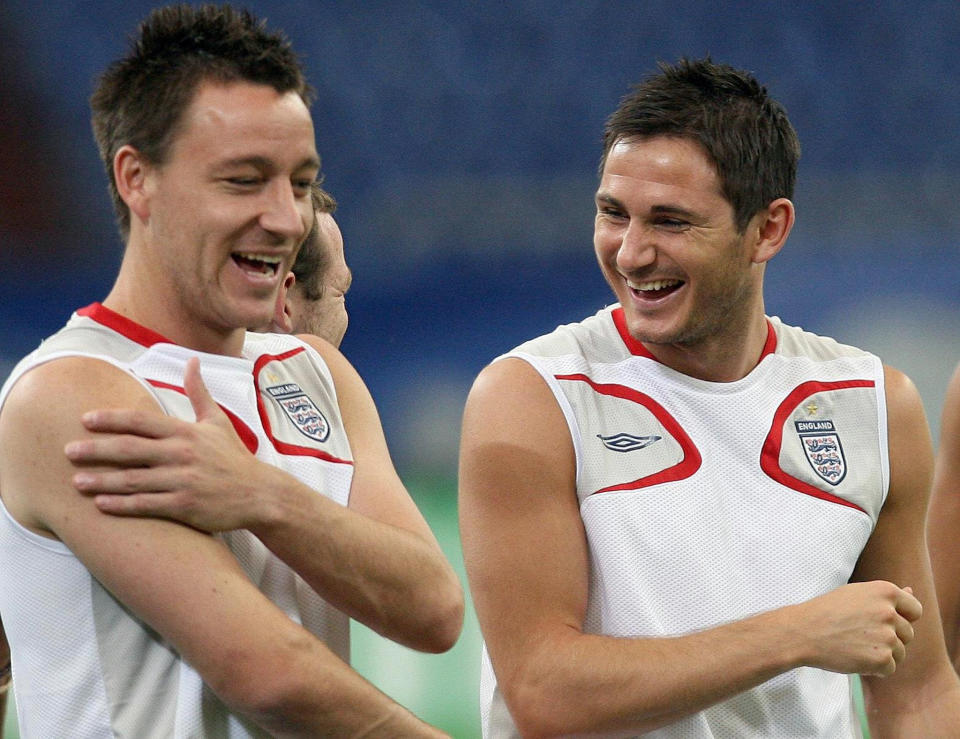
[
  {"left": 232, "top": 252, "right": 282, "bottom": 275},
  {"left": 626, "top": 278, "right": 684, "bottom": 298}
]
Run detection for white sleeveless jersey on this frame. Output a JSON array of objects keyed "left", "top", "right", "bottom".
[
  {"left": 481, "top": 305, "right": 887, "bottom": 738},
  {"left": 0, "top": 303, "right": 354, "bottom": 738}
]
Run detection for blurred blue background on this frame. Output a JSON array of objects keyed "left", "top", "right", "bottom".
[{"left": 2, "top": 2, "right": 959, "bottom": 737}]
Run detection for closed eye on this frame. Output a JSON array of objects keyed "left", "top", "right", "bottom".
[{"left": 225, "top": 177, "right": 262, "bottom": 187}]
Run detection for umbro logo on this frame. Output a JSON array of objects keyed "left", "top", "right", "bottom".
[{"left": 598, "top": 432, "right": 661, "bottom": 452}]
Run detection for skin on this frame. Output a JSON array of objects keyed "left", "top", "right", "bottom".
[
  {"left": 929, "top": 363, "right": 960, "bottom": 670},
  {"left": 459, "top": 135, "right": 960, "bottom": 737},
  {"left": 109, "top": 81, "right": 319, "bottom": 355},
  {"left": 273, "top": 211, "right": 352, "bottom": 345},
  {"left": 0, "top": 79, "right": 461, "bottom": 737}
]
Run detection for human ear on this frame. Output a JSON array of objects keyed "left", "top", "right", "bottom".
[
  {"left": 271, "top": 272, "right": 295, "bottom": 334},
  {"left": 114, "top": 145, "right": 151, "bottom": 224},
  {"left": 750, "top": 198, "right": 795, "bottom": 264}
]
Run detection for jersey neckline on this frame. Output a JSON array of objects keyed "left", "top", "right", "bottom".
[
  {"left": 611, "top": 305, "right": 777, "bottom": 367},
  {"left": 77, "top": 302, "right": 176, "bottom": 348}
]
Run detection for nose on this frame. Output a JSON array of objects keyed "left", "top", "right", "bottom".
[
  {"left": 260, "top": 180, "right": 308, "bottom": 241},
  {"left": 616, "top": 221, "right": 657, "bottom": 273}
]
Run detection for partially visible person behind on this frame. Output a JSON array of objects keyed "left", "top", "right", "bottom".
[
  {"left": 459, "top": 57, "right": 960, "bottom": 737},
  {"left": 0, "top": 5, "right": 461, "bottom": 737},
  {"left": 268, "top": 183, "right": 352, "bottom": 345},
  {"left": 929, "top": 361, "right": 960, "bottom": 671}
]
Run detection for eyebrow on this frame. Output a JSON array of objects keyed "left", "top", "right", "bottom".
[
  {"left": 596, "top": 193, "right": 699, "bottom": 220},
  {"left": 595, "top": 192, "right": 623, "bottom": 208},
  {"left": 214, "top": 155, "right": 321, "bottom": 173}
]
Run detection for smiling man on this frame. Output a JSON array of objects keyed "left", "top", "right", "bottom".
[
  {"left": 0, "top": 5, "right": 460, "bottom": 737},
  {"left": 459, "top": 58, "right": 960, "bottom": 737}
]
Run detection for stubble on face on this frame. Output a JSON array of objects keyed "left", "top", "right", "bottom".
[
  {"left": 141, "top": 81, "right": 318, "bottom": 348},
  {"left": 595, "top": 137, "right": 762, "bottom": 355}
]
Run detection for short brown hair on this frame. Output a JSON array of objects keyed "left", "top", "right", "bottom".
[
  {"left": 91, "top": 3, "right": 313, "bottom": 239},
  {"left": 601, "top": 57, "right": 800, "bottom": 232}
]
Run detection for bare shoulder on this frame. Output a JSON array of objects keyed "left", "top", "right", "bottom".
[
  {"left": 460, "top": 357, "right": 576, "bottom": 513},
  {"left": 882, "top": 364, "right": 933, "bottom": 503},
  {"left": 883, "top": 364, "right": 927, "bottom": 425},
  {"left": 0, "top": 356, "right": 159, "bottom": 533},
  {"left": 463, "top": 357, "right": 566, "bottom": 448}
]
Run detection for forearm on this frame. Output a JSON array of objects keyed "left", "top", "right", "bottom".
[
  {"left": 233, "top": 640, "right": 446, "bottom": 738},
  {"left": 504, "top": 608, "right": 807, "bottom": 737},
  {"left": 253, "top": 472, "right": 462, "bottom": 652},
  {"left": 863, "top": 666, "right": 960, "bottom": 739}
]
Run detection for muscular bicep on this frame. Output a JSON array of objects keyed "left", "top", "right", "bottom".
[
  {"left": 0, "top": 358, "right": 314, "bottom": 698},
  {"left": 459, "top": 358, "right": 589, "bottom": 684}
]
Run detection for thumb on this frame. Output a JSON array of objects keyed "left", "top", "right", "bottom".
[{"left": 183, "top": 357, "right": 221, "bottom": 423}]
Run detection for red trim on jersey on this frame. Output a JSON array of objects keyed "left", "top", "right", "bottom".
[
  {"left": 147, "top": 379, "right": 259, "bottom": 454},
  {"left": 555, "top": 373, "right": 702, "bottom": 494},
  {"left": 77, "top": 303, "right": 173, "bottom": 348},
  {"left": 611, "top": 307, "right": 778, "bottom": 363},
  {"left": 611, "top": 307, "right": 657, "bottom": 358},
  {"left": 760, "top": 380, "right": 875, "bottom": 513},
  {"left": 252, "top": 349, "right": 353, "bottom": 465}
]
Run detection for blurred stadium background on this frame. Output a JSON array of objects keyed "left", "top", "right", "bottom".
[{"left": 2, "top": 2, "right": 959, "bottom": 737}]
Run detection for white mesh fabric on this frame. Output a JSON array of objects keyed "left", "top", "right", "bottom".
[{"left": 482, "top": 306, "right": 883, "bottom": 737}]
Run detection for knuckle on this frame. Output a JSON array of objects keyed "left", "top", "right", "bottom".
[{"left": 122, "top": 469, "right": 147, "bottom": 492}]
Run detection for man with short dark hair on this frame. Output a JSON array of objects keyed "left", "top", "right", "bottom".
[
  {"left": 0, "top": 5, "right": 461, "bottom": 736},
  {"left": 459, "top": 57, "right": 960, "bottom": 737}
]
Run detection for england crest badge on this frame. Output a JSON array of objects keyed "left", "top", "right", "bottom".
[
  {"left": 266, "top": 383, "right": 330, "bottom": 443},
  {"left": 794, "top": 419, "right": 846, "bottom": 485}
]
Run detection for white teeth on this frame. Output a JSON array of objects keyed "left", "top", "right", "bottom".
[
  {"left": 235, "top": 252, "right": 282, "bottom": 264},
  {"left": 627, "top": 279, "right": 681, "bottom": 291}
]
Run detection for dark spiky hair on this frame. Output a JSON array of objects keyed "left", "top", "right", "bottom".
[
  {"left": 91, "top": 4, "right": 313, "bottom": 239},
  {"left": 601, "top": 57, "right": 800, "bottom": 232}
]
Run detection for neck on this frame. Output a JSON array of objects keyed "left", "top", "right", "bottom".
[
  {"left": 104, "top": 262, "right": 246, "bottom": 357},
  {"left": 641, "top": 313, "right": 772, "bottom": 383}
]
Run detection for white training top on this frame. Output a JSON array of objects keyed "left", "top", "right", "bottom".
[
  {"left": 481, "top": 304, "right": 886, "bottom": 738},
  {"left": 0, "top": 303, "right": 354, "bottom": 738}
]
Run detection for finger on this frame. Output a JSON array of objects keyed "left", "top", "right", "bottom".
[
  {"left": 894, "top": 614, "right": 916, "bottom": 646},
  {"left": 865, "top": 654, "right": 897, "bottom": 678},
  {"left": 79, "top": 407, "right": 180, "bottom": 439},
  {"left": 94, "top": 491, "right": 187, "bottom": 518},
  {"left": 891, "top": 639, "right": 906, "bottom": 668},
  {"left": 65, "top": 434, "right": 176, "bottom": 467},
  {"left": 72, "top": 467, "right": 177, "bottom": 495},
  {"left": 183, "top": 357, "right": 222, "bottom": 424},
  {"left": 894, "top": 588, "right": 923, "bottom": 622}
]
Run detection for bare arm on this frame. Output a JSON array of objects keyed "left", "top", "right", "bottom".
[
  {"left": 1, "top": 357, "right": 446, "bottom": 737},
  {"left": 928, "top": 362, "right": 960, "bottom": 667},
  {"left": 460, "top": 358, "right": 922, "bottom": 738},
  {"left": 69, "top": 344, "right": 463, "bottom": 653},
  {"left": 859, "top": 366, "right": 960, "bottom": 737}
]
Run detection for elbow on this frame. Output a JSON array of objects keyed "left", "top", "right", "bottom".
[
  {"left": 205, "top": 636, "right": 323, "bottom": 727},
  {"left": 501, "top": 667, "right": 578, "bottom": 739},
  {"left": 411, "top": 576, "right": 465, "bottom": 654}
]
